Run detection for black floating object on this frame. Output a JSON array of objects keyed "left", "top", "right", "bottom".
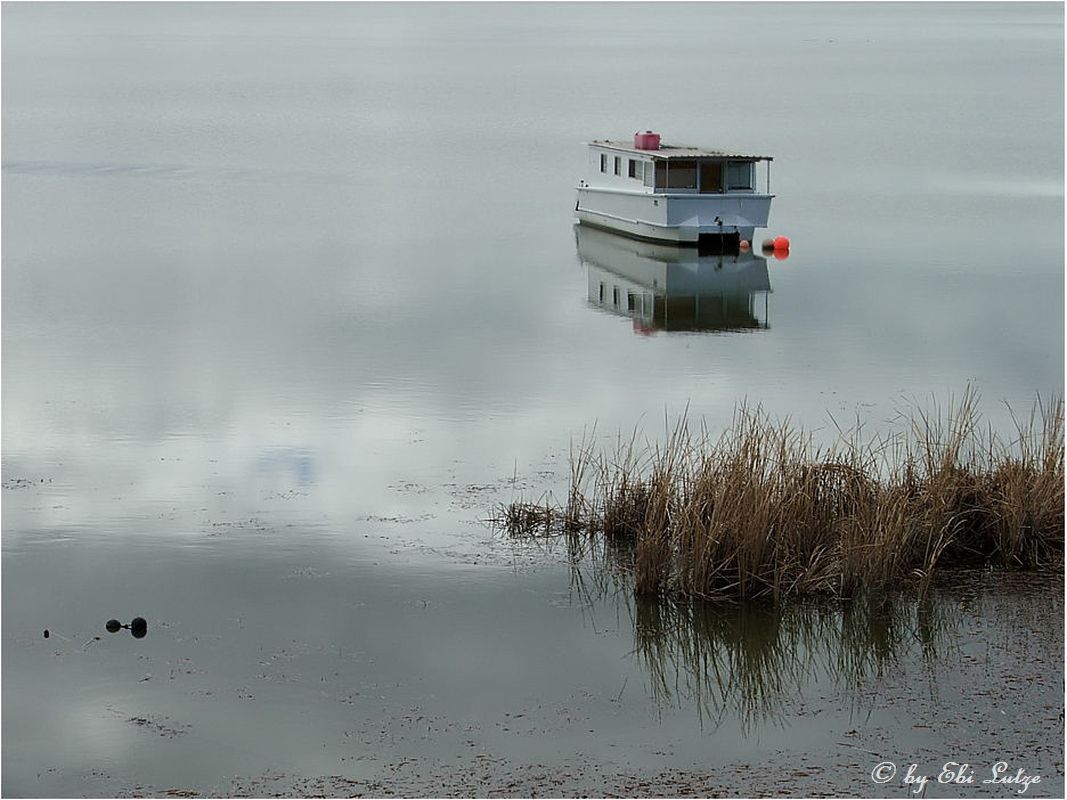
[
  {"left": 130, "top": 617, "right": 148, "bottom": 639},
  {"left": 43, "top": 629, "right": 50, "bottom": 639},
  {"left": 105, "top": 619, "right": 122, "bottom": 633}
]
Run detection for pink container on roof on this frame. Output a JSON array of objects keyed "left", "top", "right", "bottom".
[{"left": 633, "top": 131, "right": 661, "bottom": 150}]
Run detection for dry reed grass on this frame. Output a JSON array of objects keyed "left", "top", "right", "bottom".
[{"left": 494, "top": 389, "right": 1064, "bottom": 600}]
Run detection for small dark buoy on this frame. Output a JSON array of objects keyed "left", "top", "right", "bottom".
[
  {"left": 43, "top": 629, "right": 50, "bottom": 639},
  {"left": 130, "top": 617, "right": 148, "bottom": 639},
  {"left": 761, "top": 238, "right": 775, "bottom": 253},
  {"left": 106, "top": 619, "right": 122, "bottom": 633}
]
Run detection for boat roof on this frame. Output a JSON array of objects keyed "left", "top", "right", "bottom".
[{"left": 589, "top": 140, "right": 773, "bottom": 161}]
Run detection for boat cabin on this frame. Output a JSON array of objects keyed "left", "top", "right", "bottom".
[{"left": 584, "top": 139, "right": 772, "bottom": 195}]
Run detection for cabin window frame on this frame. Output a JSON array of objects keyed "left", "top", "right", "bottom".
[
  {"left": 614, "top": 156, "right": 621, "bottom": 176},
  {"left": 629, "top": 158, "right": 654, "bottom": 187},
  {"left": 726, "top": 160, "right": 756, "bottom": 192},
  {"left": 643, "top": 156, "right": 767, "bottom": 193},
  {"left": 665, "top": 159, "right": 698, "bottom": 191}
]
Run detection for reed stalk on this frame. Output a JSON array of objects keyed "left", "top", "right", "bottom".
[{"left": 494, "top": 392, "right": 1064, "bottom": 600}]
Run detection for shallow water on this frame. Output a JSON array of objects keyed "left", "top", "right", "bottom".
[{"left": 3, "top": 3, "right": 1064, "bottom": 796}]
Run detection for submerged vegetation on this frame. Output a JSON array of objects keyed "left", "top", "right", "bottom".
[{"left": 495, "top": 389, "right": 1063, "bottom": 600}]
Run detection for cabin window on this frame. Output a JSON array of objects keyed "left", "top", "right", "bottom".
[
  {"left": 726, "top": 161, "right": 755, "bottom": 191},
  {"left": 654, "top": 160, "right": 667, "bottom": 189},
  {"left": 666, "top": 160, "right": 697, "bottom": 190},
  {"left": 630, "top": 159, "right": 653, "bottom": 185},
  {"left": 600, "top": 153, "right": 607, "bottom": 172},
  {"left": 614, "top": 156, "right": 621, "bottom": 176},
  {"left": 612, "top": 286, "right": 620, "bottom": 307},
  {"left": 700, "top": 162, "right": 723, "bottom": 193}
]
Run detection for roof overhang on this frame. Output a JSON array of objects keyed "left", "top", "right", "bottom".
[{"left": 588, "top": 140, "right": 773, "bottom": 161}]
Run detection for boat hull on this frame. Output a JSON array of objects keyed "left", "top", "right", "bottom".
[{"left": 575, "top": 186, "right": 772, "bottom": 245}]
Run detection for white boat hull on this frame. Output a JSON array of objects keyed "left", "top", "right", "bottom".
[{"left": 575, "top": 186, "right": 772, "bottom": 245}]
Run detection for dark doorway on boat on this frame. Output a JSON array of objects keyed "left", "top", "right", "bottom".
[
  {"left": 699, "top": 162, "right": 723, "bottom": 193},
  {"left": 697, "top": 232, "right": 740, "bottom": 255}
]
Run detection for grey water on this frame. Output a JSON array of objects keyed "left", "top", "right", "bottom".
[{"left": 3, "top": 3, "right": 1063, "bottom": 796}]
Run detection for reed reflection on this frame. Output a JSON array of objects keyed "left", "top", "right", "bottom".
[
  {"left": 629, "top": 592, "right": 961, "bottom": 732},
  {"left": 575, "top": 225, "right": 771, "bottom": 334}
]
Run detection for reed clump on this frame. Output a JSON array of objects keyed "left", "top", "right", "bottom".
[{"left": 496, "top": 390, "right": 1064, "bottom": 600}]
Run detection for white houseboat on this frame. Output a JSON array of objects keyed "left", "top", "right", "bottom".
[
  {"left": 576, "top": 225, "right": 771, "bottom": 333},
  {"left": 575, "top": 131, "right": 774, "bottom": 250}
]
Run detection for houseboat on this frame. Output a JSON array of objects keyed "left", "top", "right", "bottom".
[
  {"left": 575, "top": 131, "right": 774, "bottom": 249},
  {"left": 576, "top": 225, "right": 771, "bottom": 333}
]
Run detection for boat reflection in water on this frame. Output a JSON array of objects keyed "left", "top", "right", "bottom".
[{"left": 576, "top": 224, "right": 771, "bottom": 334}]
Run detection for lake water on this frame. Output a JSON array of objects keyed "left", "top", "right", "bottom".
[{"left": 3, "top": 3, "right": 1063, "bottom": 796}]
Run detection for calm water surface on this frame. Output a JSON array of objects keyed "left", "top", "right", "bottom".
[{"left": 3, "top": 3, "right": 1063, "bottom": 796}]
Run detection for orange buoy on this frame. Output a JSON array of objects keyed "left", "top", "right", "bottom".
[
  {"left": 773, "top": 248, "right": 790, "bottom": 261},
  {"left": 739, "top": 239, "right": 750, "bottom": 251},
  {"left": 773, "top": 235, "right": 790, "bottom": 251}
]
